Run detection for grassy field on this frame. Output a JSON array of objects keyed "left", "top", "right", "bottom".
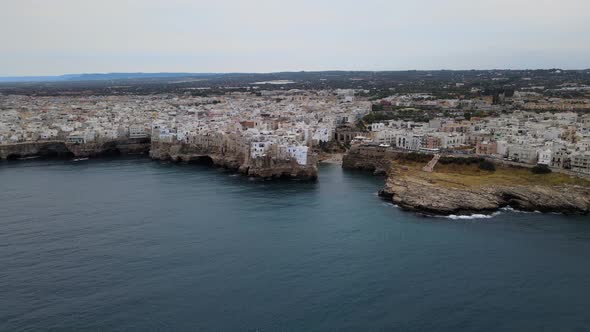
[{"left": 394, "top": 161, "right": 590, "bottom": 188}]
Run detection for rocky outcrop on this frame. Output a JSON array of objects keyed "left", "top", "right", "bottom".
[
  {"left": 0, "top": 139, "right": 150, "bottom": 160},
  {"left": 66, "top": 138, "right": 150, "bottom": 158},
  {"left": 342, "top": 145, "right": 395, "bottom": 175},
  {"left": 0, "top": 141, "right": 73, "bottom": 159},
  {"left": 380, "top": 171, "right": 590, "bottom": 216},
  {"left": 1, "top": 139, "right": 317, "bottom": 181},
  {"left": 150, "top": 142, "right": 318, "bottom": 180},
  {"left": 343, "top": 145, "right": 590, "bottom": 216}
]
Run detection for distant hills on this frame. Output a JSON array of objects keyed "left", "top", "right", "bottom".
[
  {"left": 2, "top": 69, "right": 589, "bottom": 84},
  {"left": 0, "top": 72, "right": 218, "bottom": 83}
]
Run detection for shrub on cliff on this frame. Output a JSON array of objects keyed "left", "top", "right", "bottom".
[
  {"left": 439, "top": 156, "right": 483, "bottom": 165},
  {"left": 531, "top": 164, "right": 552, "bottom": 174},
  {"left": 478, "top": 160, "right": 496, "bottom": 172},
  {"left": 398, "top": 152, "right": 431, "bottom": 163}
]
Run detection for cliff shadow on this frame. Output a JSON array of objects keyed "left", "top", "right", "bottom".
[{"left": 186, "top": 156, "right": 214, "bottom": 166}]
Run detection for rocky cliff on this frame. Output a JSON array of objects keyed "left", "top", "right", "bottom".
[
  {"left": 1, "top": 140, "right": 317, "bottom": 181},
  {"left": 66, "top": 139, "right": 150, "bottom": 157},
  {"left": 0, "top": 139, "right": 150, "bottom": 160},
  {"left": 380, "top": 171, "right": 590, "bottom": 215},
  {"left": 342, "top": 145, "right": 396, "bottom": 175},
  {"left": 150, "top": 142, "right": 318, "bottom": 180},
  {"left": 343, "top": 145, "right": 590, "bottom": 216},
  {"left": 0, "top": 141, "right": 71, "bottom": 159}
]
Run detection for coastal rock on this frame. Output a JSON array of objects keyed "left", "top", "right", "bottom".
[
  {"left": 66, "top": 139, "right": 150, "bottom": 158},
  {"left": 381, "top": 175, "right": 590, "bottom": 216},
  {"left": 0, "top": 141, "right": 71, "bottom": 159},
  {"left": 343, "top": 145, "right": 590, "bottom": 216},
  {"left": 342, "top": 145, "right": 394, "bottom": 174},
  {"left": 150, "top": 141, "right": 318, "bottom": 180},
  {"left": 0, "top": 139, "right": 149, "bottom": 160}
]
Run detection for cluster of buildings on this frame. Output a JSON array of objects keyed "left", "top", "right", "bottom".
[
  {"left": 378, "top": 88, "right": 590, "bottom": 114},
  {"left": 0, "top": 95, "right": 161, "bottom": 144},
  {"left": 150, "top": 89, "right": 368, "bottom": 166},
  {"left": 364, "top": 111, "right": 590, "bottom": 174},
  {"left": 0, "top": 90, "right": 370, "bottom": 166},
  {"left": 1, "top": 89, "right": 589, "bottom": 174}
]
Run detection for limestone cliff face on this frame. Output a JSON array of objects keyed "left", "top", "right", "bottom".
[
  {"left": 66, "top": 139, "right": 150, "bottom": 157},
  {"left": 150, "top": 142, "right": 318, "bottom": 180},
  {"left": 245, "top": 157, "right": 318, "bottom": 180},
  {"left": 342, "top": 145, "right": 395, "bottom": 175},
  {"left": 1, "top": 139, "right": 317, "bottom": 180},
  {"left": 381, "top": 174, "right": 590, "bottom": 215},
  {"left": 0, "top": 139, "right": 150, "bottom": 159},
  {"left": 343, "top": 146, "right": 590, "bottom": 216},
  {"left": 381, "top": 176, "right": 590, "bottom": 215}
]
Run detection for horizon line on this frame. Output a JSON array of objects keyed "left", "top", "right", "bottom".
[{"left": 2, "top": 68, "right": 590, "bottom": 79}]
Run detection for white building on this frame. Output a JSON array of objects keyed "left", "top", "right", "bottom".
[
  {"left": 286, "top": 145, "right": 308, "bottom": 165},
  {"left": 250, "top": 141, "right": 273, "bottom": 158},
  {"left": 370, "top": 123, "right": 385, "bottom": 132},
  {"left": 537, "top": 148, "right": 552, "bottom": 165},
  {"left": 129, "top": 125, "right": 148, "bottom": 139},
  {"left": 571, "top": 153, "right": 590, "bottom": 174}
]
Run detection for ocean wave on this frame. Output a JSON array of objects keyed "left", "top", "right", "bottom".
[
  {"left": 381, "top": 202, "right": 399, "bottom": 208},
  {"left": 500, "top": 207, "right": 543, "bottom": 214},
  {"left": 443, "top": 211, "right": 501, "bottom": 220}
]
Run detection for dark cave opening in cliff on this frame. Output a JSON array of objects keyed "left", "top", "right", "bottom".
[
  {"left": 100, "top": 148, "right": 121, "bottom": 157},
  {"left": 38, "top": 149, "right": 75, "bottom": 159},
  {"left": 187, "top": 156, "right": 214, "bottom": 166}
]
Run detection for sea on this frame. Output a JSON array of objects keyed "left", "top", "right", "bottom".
[{"left": 1, "top": 158, "right": 590, "bottom": 331}]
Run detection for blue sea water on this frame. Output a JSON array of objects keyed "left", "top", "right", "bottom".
[{"left": 1, "top": 158, "right": 590, "bottom": 331}]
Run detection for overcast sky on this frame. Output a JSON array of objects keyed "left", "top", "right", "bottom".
[{"left": 1, "top": 0, "right": 589, "bottom": 75}]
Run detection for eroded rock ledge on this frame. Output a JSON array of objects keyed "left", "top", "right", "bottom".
[
  {"left": 0, "top": 139, "right": 150, "bottom": 160},
  {"left": 343, "top": 145, "right": 590, "bottom": 216},
  {"left": 1, "top": 140, "right": 317, "bottom": 181},
  {"left": 380, "top": 174, "right": 590, "bottom": 216}
]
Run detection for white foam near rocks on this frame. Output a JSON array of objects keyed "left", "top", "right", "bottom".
[
  {"left": 500, "top": 206, "right": 543, "bottom": 214},
  {"left": 445, "top": 213, "right": 497, "bottom": 220}
]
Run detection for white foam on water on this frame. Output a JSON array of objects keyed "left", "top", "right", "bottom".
[
  {"left": 442, "top": 211, "right": 502, "bottom": 220},
  {"left": 381, "top": 202, "right": 399, "bottom": 208},
  {"left": 500, "top": 206, "right": 544, "bottom": 214}
]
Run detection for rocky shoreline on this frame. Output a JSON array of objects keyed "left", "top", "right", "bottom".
[
  {"left": 379, "top": 173, "right": 590, "bottom": 216},
  {"left": 0, "top": 140, "right": 318, "bottom": 181},
  {"left": 0, "top": 139, "right": 150, "bottom": 160},
  {"left": 343, "top": 145, "right": 590, "bottom": 216}
]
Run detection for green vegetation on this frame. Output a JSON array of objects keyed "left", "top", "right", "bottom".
[
  {"left": 394, "top": 160, "right": 590, "bottom": 188},
  {"left": 363, "top": 108, "right": 433, "bottom": 124},
  {"left": 354, "top": 120, "right": 367, "bottom": 132},
  {"left": 478, "top": 160, "right": 496, "bottom": 172},
  {"left": 531, "top": 164, "right": 552, "bottom": 174},
  {"left": 396, "top": 152, "right": 432, "bottom": 163},
  {"left": 439, "top": 156, "right": 484, "bottom": 165}
]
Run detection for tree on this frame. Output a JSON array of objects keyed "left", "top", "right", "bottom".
[
  {"left": 531, "top": 164, "right": 552, "bottom": 174},
  {"left": 479, "top": 160, "right": 496, "bottom": 171}
]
